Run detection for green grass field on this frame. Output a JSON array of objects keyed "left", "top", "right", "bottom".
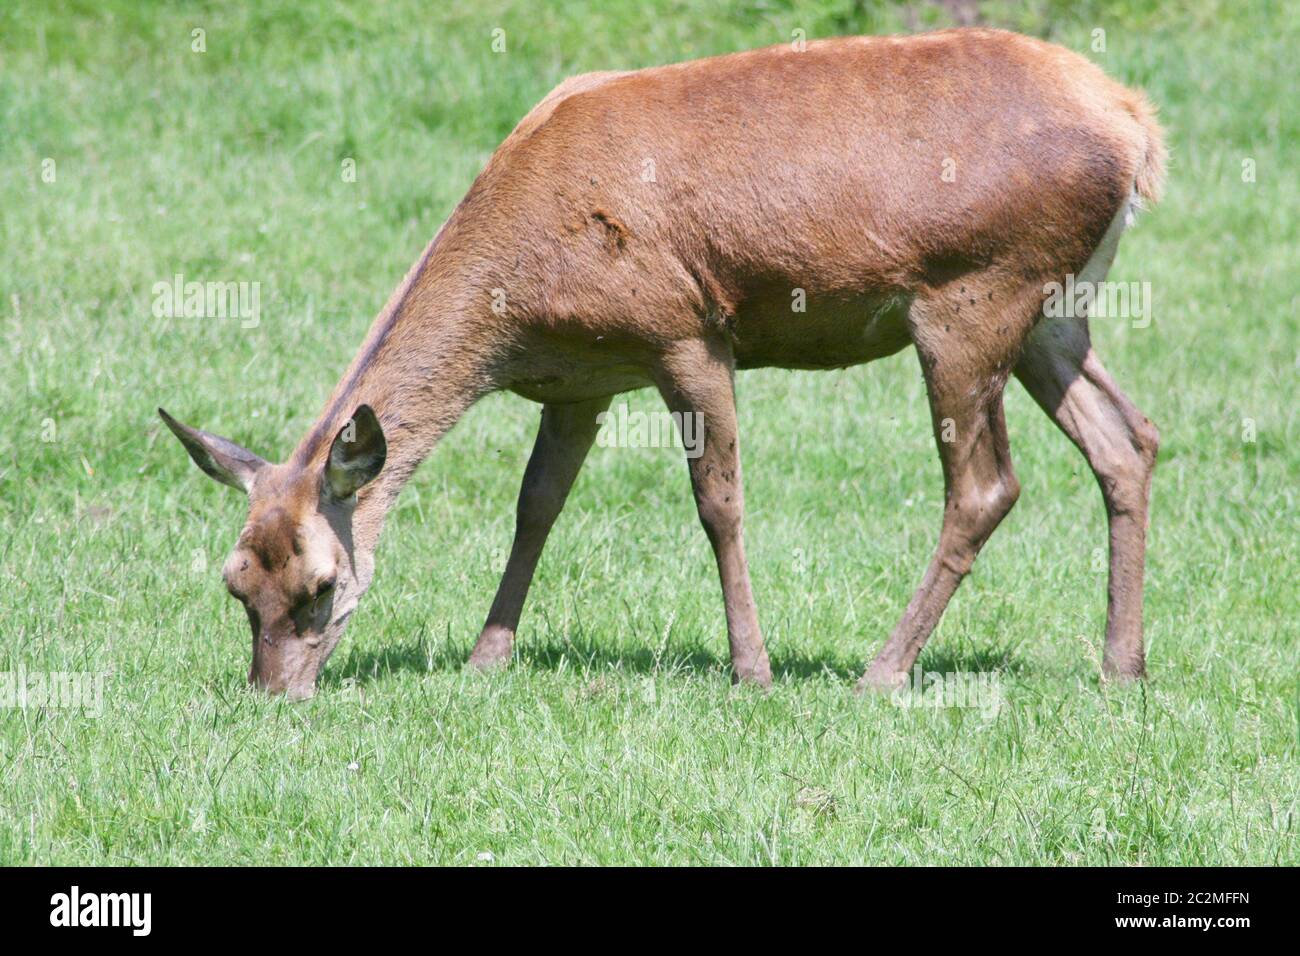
[{"left": 1, "top": 0, "right": 1296, "bottom": 865}]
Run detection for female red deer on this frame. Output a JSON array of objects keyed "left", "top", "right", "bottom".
[{"left": 161, "top": 29, "right": 1164, "bottom": 699}]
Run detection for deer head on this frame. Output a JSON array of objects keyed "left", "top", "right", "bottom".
[{"left": 158, "top": 405, "right": 387, "bottom": 699}]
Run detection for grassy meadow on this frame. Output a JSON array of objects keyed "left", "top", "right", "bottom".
[{"left": 0, "top": 0, "right": 1296, "bottom": 864}]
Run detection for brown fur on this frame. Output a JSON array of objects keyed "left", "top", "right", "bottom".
[{"left": 163, "top": 29, "right": 1165, "bottom": 695}]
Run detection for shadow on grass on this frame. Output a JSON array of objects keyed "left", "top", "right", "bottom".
[
  {"left": 914, "top": 644, "right": 1028, "bottom": 677},
  {"left": 322, "top": 631, "right": 1026, "bottom": 689}
]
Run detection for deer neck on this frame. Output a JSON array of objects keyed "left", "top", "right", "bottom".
[{"left": 292, "top": 230, "right": 499, "bottom": 552}]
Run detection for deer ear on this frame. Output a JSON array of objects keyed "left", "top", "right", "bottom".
[
  {"left": 325, "top": 405, "right": 387, "bottom": 500},
  {"left": 158, "top": 408, "right": 267, "bottom": 493}
]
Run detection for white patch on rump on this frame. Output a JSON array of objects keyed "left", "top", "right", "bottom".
[{"left": 1079, "top": 190, "right": 1137, "bottom": 288}]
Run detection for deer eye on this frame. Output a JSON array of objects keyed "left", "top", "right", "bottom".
[{"left": 314, "top": 576, "right": 336, "bottom": 600}]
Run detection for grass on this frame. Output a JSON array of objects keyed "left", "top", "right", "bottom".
[{"left": 0, "top": 0, "right": 1296, "bottom": 865}]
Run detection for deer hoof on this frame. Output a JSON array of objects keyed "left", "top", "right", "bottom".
[
  {"left": 1101, "top": 657, "right": 1146, "bottom": 685},
  {"left": 855, "top": 662, "right": 909, "bottom": 695},
  {"left": 731, "top": 656, "right": 773, "bottom": 689},
  {"left": 467, "top": 627, "right": 514, "bottom": 671}
]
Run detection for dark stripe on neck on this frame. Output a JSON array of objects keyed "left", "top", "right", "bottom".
[{"left": 292, "top": 229, "right": 447, "bottom": 469}]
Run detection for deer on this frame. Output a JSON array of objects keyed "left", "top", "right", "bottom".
[{"left": 159, "top": 28, "right": 1165, "bottom": 700}]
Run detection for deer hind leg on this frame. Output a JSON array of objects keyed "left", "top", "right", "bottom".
[
  {"left": 468, "top": 395, "right": 611, "bottom": 669},
  {"left": 655, "top": 336, "right": 772, "bottom": 686},
  {"left": 858, "top": 287, "right": 1032, "bottom": 693},
  {"left": 1014, "top": 317, "right": 1158, "bottom": 680}
]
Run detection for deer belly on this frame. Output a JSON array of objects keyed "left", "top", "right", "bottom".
[{"left": 732, "top": 290, "right": 913, "bottom": 371}]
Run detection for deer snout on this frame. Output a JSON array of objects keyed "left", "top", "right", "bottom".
[
  {"left": 248, "top": 626, "right": 324, "bottom": 700},
  {"left": 248, "top": 660, "right": 320, "bottom": 700}
]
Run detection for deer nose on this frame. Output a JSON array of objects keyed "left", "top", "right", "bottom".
[{"left": 248, "top": 667, "right": 285, "bottom": 694}]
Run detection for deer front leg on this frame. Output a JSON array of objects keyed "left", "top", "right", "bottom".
[
  {"left": 468, "top": 396, "right": 611, "bottom": 669},
  {"left": 655, "top": 337, "right": 772, "bottom": 687}
]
